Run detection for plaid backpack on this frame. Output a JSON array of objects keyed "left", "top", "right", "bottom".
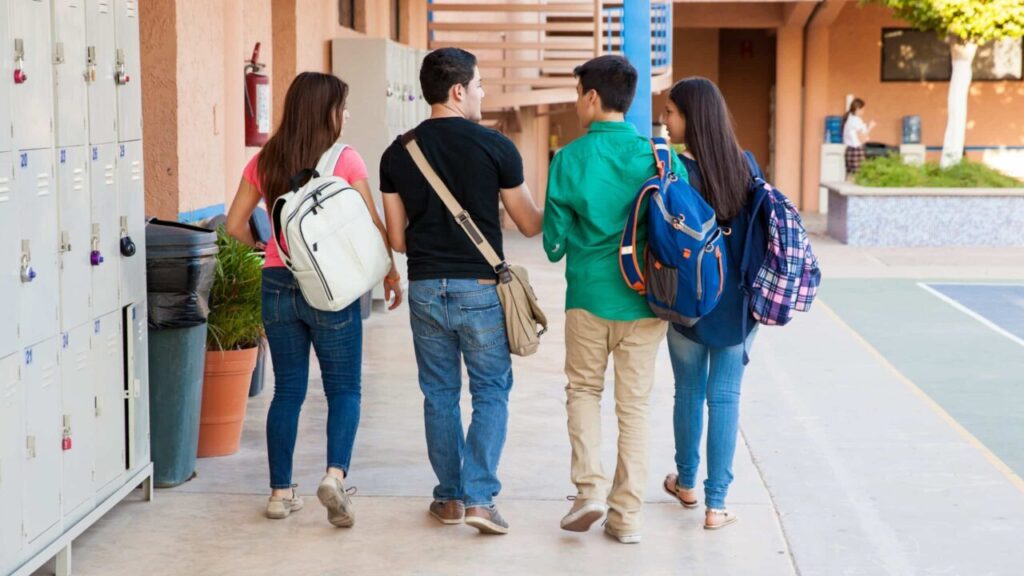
[{"left": 740, "top": 159, "right": 821, "bottom": 328}]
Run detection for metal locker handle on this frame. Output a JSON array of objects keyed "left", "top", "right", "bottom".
[
  {"left": 20, "top": 240, "right": 36, "bottom": 283},
  {"left": 86, "top": 46, "right": 97, "bottom": 83},
  {"left": 13, "top": 39, "right": 27, "bottom": 84},
  {"left": 54, "top": 42, "right": 65, "bottom": 65},
  {"left": 26, "top": 435, "right": 36, "bottom": 459}
]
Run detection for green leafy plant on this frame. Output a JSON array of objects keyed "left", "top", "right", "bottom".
[
  {"left": 862, "top": 0, "right": 1024, "bottom": 166},
  {"left": 207, "top": 227, "right": 264, "bottom": 351},
  {"left": 855, "top": 155, "right": 1022, "bottom": 188}
]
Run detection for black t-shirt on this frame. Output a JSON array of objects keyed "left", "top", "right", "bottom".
[{"left": 380, "top": 117, "right": 524, "bottom": 281}]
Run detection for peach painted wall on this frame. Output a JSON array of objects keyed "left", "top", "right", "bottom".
[
  {"left": 828, "top": 3, "right": 1024, "bottom": 151},
  {"left": 224, "top": 0, "right": 246, "bottom": 209},
  {"left": 139, "top": 0, "right": 179, "bottom": 220},
  {"left": 174, "top": 0, "right": 227, "bottom": 218},
  {"left": 718, "top": 29, "right": 775, "bottom": 169}
]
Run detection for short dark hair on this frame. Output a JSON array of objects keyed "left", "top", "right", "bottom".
[
  {"left": 420, "top": 48, "right": 477, "bottom": 105},
  {"left": 573, "top": 55, "right": 637, "bottom": 113}
]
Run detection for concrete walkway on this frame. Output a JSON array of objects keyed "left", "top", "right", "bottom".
[{"left": 57, "top": 232, "right": 1024, "bottom": 576}]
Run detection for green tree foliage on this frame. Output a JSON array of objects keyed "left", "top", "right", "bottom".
[{"left": 866, "top": 0, "right": 1024, "bottom": 44}]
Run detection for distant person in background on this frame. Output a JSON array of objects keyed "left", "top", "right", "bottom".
[{"left": 843, "top": 98, "right": 876, "bottom": 177}]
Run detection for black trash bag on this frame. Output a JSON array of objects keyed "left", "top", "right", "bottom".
[
  {"left": 147, "top": 257, "right": 217, "bottom": 329},
  {"left": 146, "top": 219, "right": 219, "bottom": 329}
]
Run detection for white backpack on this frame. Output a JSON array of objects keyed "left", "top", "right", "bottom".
[{"left": 270, "top": 143, "right": 391, "bottom": 312}]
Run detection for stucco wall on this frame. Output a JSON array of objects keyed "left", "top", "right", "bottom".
[
  {"left": 175, "top": 0, "right": 227, "bottom": 218},
  {"left": 829, "top": 3, "right": 1024, "bottom": 152},
  {"left": 139, "top": 0, "right": 178, "bottom": 220}
]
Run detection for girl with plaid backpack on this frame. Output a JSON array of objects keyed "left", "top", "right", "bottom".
[{"left": 657, "top": 77, "right": 819, "bottom": 531}]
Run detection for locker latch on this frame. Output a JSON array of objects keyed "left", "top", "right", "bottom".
[
  {"left": 62, "top": 415, "right": 73, "bottom": 451},
  {"left": 26, "top": 436, "right": 36, "bottom": 459},
  {"left": 60, "top": 231, "right": 72, "bottom": 254},
  {"left": 91, "top": 224, "right": 105, "bottom": 266},
  {"left": 54, "top": 42, "right": 65, "bottom": 65},
  {"left": 20, "top": 240, "right": 36, "bottom": 283},
  {"left": 115, "top": 48, "right": 130, "bottom": 85},
  {"left": 13, "top": 38, "right": 27, "bottom": 84},
  {"left": 120, "top": 216, "right": 136, "bottom": 257},
  {"left": 86, "top": 46, "right": 97, "bottom": 83}
]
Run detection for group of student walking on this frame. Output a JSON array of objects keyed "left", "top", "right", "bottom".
[{"left": 225, "top": 48, "right": 763, "bottom": 544}]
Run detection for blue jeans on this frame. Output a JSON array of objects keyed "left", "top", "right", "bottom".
[
  {"left": 262, "top": 267, "right": 363, "bottom": 489},
  {"left": 667, "top": 327, "right": 756, "bottom": 509},
  {"left": 408, "top": 279, "right": 514, "bottom": 508}
]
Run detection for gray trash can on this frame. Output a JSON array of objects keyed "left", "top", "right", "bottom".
[{"left": 145, "top": 220, "right": 219, "bottom": 488}]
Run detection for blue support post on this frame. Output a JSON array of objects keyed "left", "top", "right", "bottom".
[{"left": 623, "top": 0, "right": 652, "bottom": 137}]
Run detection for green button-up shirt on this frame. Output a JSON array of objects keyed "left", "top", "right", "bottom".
[{"left": 543, "top": 121, "right": 688, "bottom": 322}]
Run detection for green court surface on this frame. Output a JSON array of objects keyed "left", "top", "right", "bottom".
[{"left": 821, "top": 279, "right": 1024, "bottom": 478}]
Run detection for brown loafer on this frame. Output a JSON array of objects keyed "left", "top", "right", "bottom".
[{"left": 429, "top": 500, "right": 465, "bottom": 525}]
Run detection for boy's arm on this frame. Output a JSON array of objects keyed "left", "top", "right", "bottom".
[{"left": 542, "top": 152, "right": 574, "bottom": 262}]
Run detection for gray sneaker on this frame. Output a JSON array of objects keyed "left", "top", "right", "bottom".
[
  {"left": 464, "top": 505, "right": 509, "bottom": 535},
  {"left": 266, "top": 489, "right": 304, "bottom": 519},
  {"left": 317, "top": 474, "right": 356, "bottom": 528},
  {"left": 560, "top": 496, "right": 608, "bottom": 532}
]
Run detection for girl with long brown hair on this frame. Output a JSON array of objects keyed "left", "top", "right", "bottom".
[
  {"left": 226, "top": 71, "right": 402, "bottom": 527},
  {"left": 659, "top": 77, "right": 764, "bottom": 530}
]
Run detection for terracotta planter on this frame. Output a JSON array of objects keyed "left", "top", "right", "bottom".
[{"left": 198, "top": 347, "right": 259, "bottom": 458}]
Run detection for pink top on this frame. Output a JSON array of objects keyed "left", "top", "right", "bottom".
[{"left": 243, "top": 147, "right": 369, "bottom": 268}]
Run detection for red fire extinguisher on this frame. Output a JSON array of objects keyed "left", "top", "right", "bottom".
[{"left": 245, "top": 43, "right": 270, "bottom": 147}]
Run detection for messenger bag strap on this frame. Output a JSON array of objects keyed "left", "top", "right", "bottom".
[{"left": 402, "top": 130, "right": 511, "bottom": 281}]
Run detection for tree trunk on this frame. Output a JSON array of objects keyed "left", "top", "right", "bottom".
[{"left": 941, "top": 40, "right": 978, "bottom": 168}]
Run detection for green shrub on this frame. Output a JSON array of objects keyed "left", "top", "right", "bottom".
[
  {"left": 855, "top": 155, "right": 1021, "bottom": 188},
  {"left": 207, "top": 227, "right": 264, "bottom": 351}
]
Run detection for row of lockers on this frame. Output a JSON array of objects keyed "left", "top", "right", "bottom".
[
  {"left": 1, "top": 1, "right": 149, "bottom": 573},
  {"left": 0, "top": 141, "right": 145, "bottom": 361},
  {"left": 1, "top": 0, "right": 143, "bottom": 153},
  {"left": 0, "top": 303, "right": 149, "bottom": 575}
]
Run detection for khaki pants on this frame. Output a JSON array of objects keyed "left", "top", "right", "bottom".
[{"left": 564, "top": 309, "right": 667, "bottom": 531}]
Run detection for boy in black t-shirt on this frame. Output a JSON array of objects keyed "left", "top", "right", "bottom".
[{"left": 380, "top": 47, "right": 542, "bottom": 535}]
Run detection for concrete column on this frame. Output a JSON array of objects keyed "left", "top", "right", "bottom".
[
  {"left": 271, "top": 0, "right": 297, "bottom": 129},
  {"left": 801, "top": 26, "right": 829, "bottom": 213},
  {"left": 774, "top": 24, "right": 803, "bottom": 204},
  {"left": 624, "top": 0, "right": 652, "bottom": 136},
  {"left": 800, "top": 0, "right": 845, "bottom": 213},
  {"left": 139, "top": 0, "right": 179, "bottom": 220}
]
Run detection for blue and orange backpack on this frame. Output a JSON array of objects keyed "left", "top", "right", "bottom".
[{"left": 620, "top": 138, "right": 726, "bottom": 326}]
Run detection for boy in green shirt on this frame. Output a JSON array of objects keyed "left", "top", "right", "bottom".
[{"left": 544, "top": 55, "right": 686, "bottom": 544}]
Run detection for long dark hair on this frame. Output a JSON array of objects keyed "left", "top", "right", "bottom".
[
  {"left": 668, "top": 77, "right": 750, "bottom": 220},
  {"left": 842, "top": 98, "right": 865, "bottom": 133},
  {"left": 258, "top": 72, "right": 348, "bottom": 207}
]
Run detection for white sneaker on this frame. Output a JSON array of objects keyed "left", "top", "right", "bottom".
[
  {"left": 317, "top": 474, "right": 356, "bottom": 528},
  {"left": 266, "top": 489, "right": 304, "bottom": 519}
]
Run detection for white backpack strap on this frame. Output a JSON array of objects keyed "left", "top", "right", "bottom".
[{"left": 315, "top": 143, "right": 348, "bottom": 178}]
